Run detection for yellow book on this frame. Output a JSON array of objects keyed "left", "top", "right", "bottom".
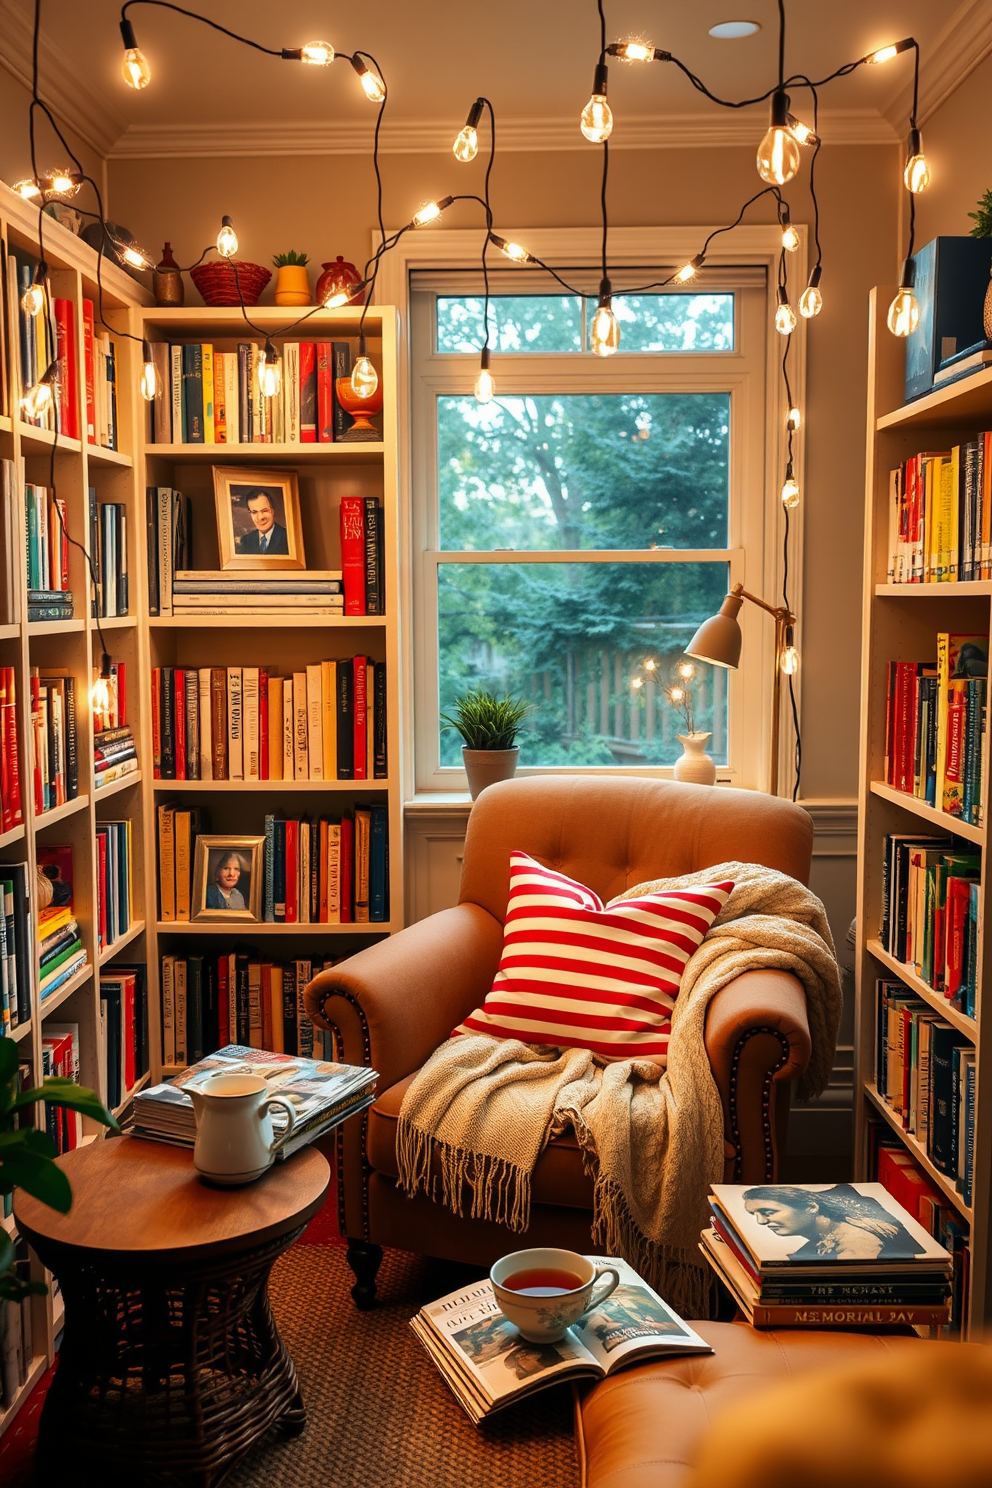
[
  {"left": 934, "top": 632, "right": 949, "bottom": 809},
  {"left": 321, "top": 660, "right": 337, "bottom": 779},
  {"left": 202, "top": 344, "right": 215, "bottom": 443},
  {"left": 175, "top": 809, "right": 192, "bottom": 921},
  {"left": 306, "top": 663, "right": 324, "bottom": 780},
  {"left": 158, "top": 802, "right": 177, "bottom": 921},
  {"left": 945, "top": 447, "right": 959, "bottom": 582},
  {"left": 214, "top": 351, "right": 227, "bottom": 443},
  {"left": 282, "top": 682, "right": 294, "bottom": 778},
  {"left": 267, "top": 675, "right": 284, "bottom": 780}
]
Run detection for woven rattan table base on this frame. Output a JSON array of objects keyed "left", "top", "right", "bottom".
[{"left": 32, "top": 1225, "right": 307, "bottom": 1488}]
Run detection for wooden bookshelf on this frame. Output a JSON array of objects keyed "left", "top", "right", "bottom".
[{"left": 855, "top": 287, "right": 992, "bottom": 1336}]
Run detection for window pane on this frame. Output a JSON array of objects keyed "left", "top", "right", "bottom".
[
  {"left": 438, "top": 561, "right": 729, "bottom": 767},
  {"left": 437, "top": 296, "right": 582, "bottom": 353},
  {"left": 613, "top": 294, "right": 734, "bottom": 352},
  {"left": 438, "top": 394, "right": 730, "bottom": 550}
]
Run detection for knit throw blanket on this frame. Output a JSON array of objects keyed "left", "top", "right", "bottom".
[{"left": 395, "top": 862, "right": 842, "bottom": 1315}]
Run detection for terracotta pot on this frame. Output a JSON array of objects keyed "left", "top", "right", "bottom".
[
  {"left": 274, "top": 263, "right": 311, "bottom": 306},
  {"left": 673, "top": 732, "right": 716, "bottom": 786},
  {"left": 463, "top": 746, "right": 519, "bottom": 800},
  {"left": 316, "top": 256, "right": 366, "bottom": 306}
]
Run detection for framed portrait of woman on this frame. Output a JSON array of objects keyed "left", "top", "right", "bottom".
[
  {"left": 212, "top": 466, "right": 305, "bottom": 571},
  {"left": 192, "top": 835, "right": 265, "bottom": 922}
]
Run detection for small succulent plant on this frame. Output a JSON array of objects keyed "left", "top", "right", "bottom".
[{"left": 272, "top": 249, "right": 310, "bottom": 266}]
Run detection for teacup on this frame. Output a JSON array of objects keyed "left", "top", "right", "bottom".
[{"left": 490, "top": 1247, "right": 620, "bottom": 1343}]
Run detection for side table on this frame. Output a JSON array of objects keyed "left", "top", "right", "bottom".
[{"left": 14, "top": 1136, "right": 329, "bottom": 1488}]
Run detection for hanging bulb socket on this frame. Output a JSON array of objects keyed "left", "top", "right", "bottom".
[
  {"left": 775, "top": 285, "right": 797, "bottom": 335},
  {"left": 757, "top": 89, "right": 801, "bottom": 186},
  {"left": 21, "top": 263, "right": 47, "bottom": 318},
  {"left": 904, "top": 126, "right": 931, "bottom": 193},
  {"left": 887, "top": 258, "right": 921, "bottom": 337},
  {"left": 349, "top": 54, "right": 385, "bottom": 101},
  {"left": 216, "top": 215, "right": 239, "bottom": 259},
  {"left": 474, "top": 346, "right": 495, "bottom": 404},
  {"left": 489, "top": 233, "right": 535, "bottom": 264},
  {"left": 781, "top": 625, "right": 799, "bottom": 675},
  {"left": 799, "top": 263, "right": 823, "bottom": 319},
  {"left": 580, "top": 62, "right": 613, "bottom": 143},
  {"left": 781, "top": 463, "right": 801, "bottom": 509},
  {"left": 865, "top": 37, "right": 915, "bottom": 63},
  {"left": 120, "top": 16, "right": 151, "bottom": 88},
  {"left": 590, "top": 276, "right": 620, "bottom": 356},
  {"left": 411, "top": 196, "right": 454, "bottom": 228},
  {"left": 454, "top": 98, "right": 485, "bottom": 162}
]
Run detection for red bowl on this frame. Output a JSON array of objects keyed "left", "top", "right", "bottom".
[{"left": 189, "top": 260, "right": 272, "bottom": 307}]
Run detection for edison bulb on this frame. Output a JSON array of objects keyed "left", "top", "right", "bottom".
[
  {"left": 45, "top": 170, "right": 79, "bottom": 198},
  {"left": 140, "top": 359, "right": 159, "bottom": 402},
  {"left": 500, "top": 240, "right": 530, "bottom": 263},
  {"left": 21, "top": 282, "right": 45, "bottom": 317},
  {"left": 676, "top": 261, "right": 698, "bottom": 283},
  {"left": 787, "top": 406, "right": 802, "bottom": 430},
  {"left": 887, "top": 288, "right": 920, "bottom": 338},
  {"left": 757, "top": 126, "right": 801, "bottom": 186},
  {"left": 781, "top": 224, "right": 800, "bottom": 253},
  {"left": 122, "top": 46, "right": 151, "bottom": 88},
  {"left": 780, "top": 645, "right": 799, "bottom": 675},
  {"left": 21, "top": 380, "right": 54, "bottom": 419},
  {"left": 321, "top": 289, "right": 349, "bottom": 309},
  {"left": 643, "top": 658, "right": 657, "bottom": 672},
  {"left": 216, "top": 217, "right": 238, "bottom": 259},
  {"left": 300, "top": 40, "right": 334, "bottom": 65},
  {"left": 358, "top": 65, "right": 385, "bottom": 102},
  {"left": 580, "top": 95, "right": 613, "bottom": 143},
  {"left": 799, "top": 285, "right": 823, "bottom": 318},
  {"left": 259, "top": 356, "right": 282, "bottom": 399},
  {"left": 453, "top": 125, "right": 479, "bottom": 163},
  {"left": 12, "top": 178, "right": 41, "bottom": 201},
  {"left": 351, "top": 356, "right": 379, "bottom": 399},
  {"left": 91, "top": 673, "right": 114, "bottom": 716},
  {"left": 120, "top": 241, "right": 151, "bottom": 269},
  {"left": 590, "top": 302, "right": 620, "bottom": 356},
  {"left": 904, "top": 153, "right": 930, "bottom": 193},
  {"left": 630, "top": 675, "right": 643, "bottom": 690},
  {"left": 670, "top": 686, "right": 685, "bottom": 703},
  {"left": 616, "top": 40, "right": 654, "bottom": 61},
  {"left": 781, "top": 474, "right": 801, "bottom": 508},
  {"left": 678, "top": 661, "right": 695, "bottom": 680},
  {"left": 413, "top": 200, "right": 442, "bottom": 227},
  {"left": 775, "top": 301, "right": 797, "bottom": 336},
  {"left": 789, "top": 118, "right": 816, "bottom": 146}
]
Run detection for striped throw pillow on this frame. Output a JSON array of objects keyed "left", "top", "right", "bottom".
[{"left": 455, "top": 851, "right": 734, "bottom": 1059}]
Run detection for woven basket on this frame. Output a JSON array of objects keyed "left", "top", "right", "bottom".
[{"left": 190, "top": 260, "right": 271, "bottom": 307}]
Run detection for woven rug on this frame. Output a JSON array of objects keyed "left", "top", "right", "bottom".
[{"left": 226, "top": 1241, "right": 580, "bottom": 1488}]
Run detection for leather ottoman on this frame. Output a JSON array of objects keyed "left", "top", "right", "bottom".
[{"left": 574, "top": 1320, "right": 927, "bottom": 1488}]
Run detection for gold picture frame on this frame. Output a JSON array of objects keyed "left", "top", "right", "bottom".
[
  {"left": 192, "top": 835, "right": 265, "bottom": 922},
  {"left": 212, "top": 465, "right": 305, "bottom": 570}
]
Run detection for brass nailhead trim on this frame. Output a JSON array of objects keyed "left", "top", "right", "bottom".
[{"left": 727, "top": 1026, "right": 793, "bottom": 1182}]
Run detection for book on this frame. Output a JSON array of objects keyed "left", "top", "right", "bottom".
[
  {"left": 410, "top": 1256, "right": 711, "bottom": 1424},
  {"left": 340, "top": 496, "right": 366, "bottom": 615}
]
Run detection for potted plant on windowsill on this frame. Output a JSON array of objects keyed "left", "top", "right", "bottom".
[{"left": 441, "top": 690, "right": 532, "bottom": 800}]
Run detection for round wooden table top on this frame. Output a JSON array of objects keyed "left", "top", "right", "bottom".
[{"left": 14, "top": 1137, "right": 330, "bottom": 1262}]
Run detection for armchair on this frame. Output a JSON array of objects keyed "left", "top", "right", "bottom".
[{"left": 306, "top": 776, "right": 815, "bottom": 1308}]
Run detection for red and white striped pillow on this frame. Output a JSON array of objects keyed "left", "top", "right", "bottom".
[{"left": 455, "top": 851, "right": 734, "bottom": 1059}]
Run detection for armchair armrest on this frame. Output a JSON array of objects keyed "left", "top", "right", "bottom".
[
  {"left": 704, "top": 969, "right": 811, "bottom": 1183},
  {"left": 305, "top": 903, "right": 504, "bottom": 1090}
]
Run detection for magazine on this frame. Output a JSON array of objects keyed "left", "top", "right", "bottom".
[
  {"left": 410, "top": 1256, "right": 712, "bottom": 1424},
  {"left": 710, "top": 1183, "right": 953, "bottom": 1273},
  {"left": 130, "top": 1044, "right": 378, "bottom": 1159}
]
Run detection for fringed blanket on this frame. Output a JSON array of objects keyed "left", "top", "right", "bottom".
[{"left": 396, "top": 862, "right": 842, "bottom": 1315}]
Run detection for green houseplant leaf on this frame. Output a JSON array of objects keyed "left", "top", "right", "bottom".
[
  {"left": 272, "top": 249, "right": 310, "bottom": 266},
  {"left": 440, "top": 690, "right": 533, "bottom": 750}
]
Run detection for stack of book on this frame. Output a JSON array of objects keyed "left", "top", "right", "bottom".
[
  {"left": 95, "top": 724, "right": 139, "bottom": 790},
  {"left": 99, "top": 966, "right": 148, "bottom": 1111},
  {"left": 146, "top": 339, "right": 368, "bottom": 445},
  {"left": 0, "top": 865, "right": 32, "bottom": 1034},
  {"left": 161, "top": 952, "right": 335, "bottom": 1063},
  {"left": 880, "top": 832, "right": 980, "bottom": 1013},
  {"left": 875, "top": 978, "right": 976, "bottom": 1202},
  {"left": 152, "top": 657, "right": 387, "bottom": 781},
  {"left": 25, "top": 482, "right": 72, "bottom": 622},
  {"left": 30, "top": 669, "right": 78, "bottom": 810},
  {"left": 171, "top": 570, "right": 343, "bottom": 619},
  {"left": 886, "top": 437, "right": 992, "bottom": 584},
  {"left": 883, "top": 631, "right": 988, "bottom": 824},
  {"left": 340, "top": 496, "right": 384, "bottom": 615},
  {"left": 263, "top": 807, "right": 389, "bottom": 923},
  {"left": 88, "top": 490, "right": 128, "bottom": 618},
  {"left": 0, "top": 1236, "right": 35, "bottom": 1408},
  {"left": 701, "top": 1182, "right": 954, "bottom": 1329},
  {"left": 95, "top": 818, "right": 133, "bottom": 953},
  {"left": 37, "top": 844, "right": 85, "bottom": 1002},
  {"left": 0, "top": 462, "right": 20, "bottom": 625},
  {"left": 131, "top": 1044, "right": 378, "bottom": 1155},
  {"left": 0, "top": 667, "right": 23, "bottom": 831},
  {"left": 11, "top": 269, "right": 119, "bottom": 447},
  {"left": 42, "top": 1023, "right": 82, "bottom": 1151},
  {"left": 873, "top": 1135, "right": 971, "bottom": 1330}
]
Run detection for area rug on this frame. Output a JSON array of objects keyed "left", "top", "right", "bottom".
[{"left": 226, "top": 1241, "right": 580, "bottom": 1488}]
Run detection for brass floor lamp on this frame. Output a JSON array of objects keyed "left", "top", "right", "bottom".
[{"left": 685, "top": 582, "right": 798, "bottom": 796}]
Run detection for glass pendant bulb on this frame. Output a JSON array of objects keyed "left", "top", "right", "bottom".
[
  {"left": 757, "top": 91, "right": 801, "bottom": 185},
  {"left": 12, "top": 178, "right": 42, "bottom": 201},
  {"left": 91, "top": 653, "right": 114, "bottom": 717},
  {"left": 216, "top": 216, "right": 239, "bottom": 259},
  {"left": 590, "top": 279, "right": 620, "bottom": 356},
  {"left": 45, "top": 169, "right": 80, "bottom": 199},
  {"left": 474, "top": 348, "right": 495, "bottom": 404},
  {"left": 21, "top": 378, "right": 55, "bottom": 420},
  {"left": 118, "top": 238, "right": 152, "bottom": 269},
  {"left": 412, "top": 196, "right": 454, "bottom": 228},
  {"left": 781, "top": 468, "right": 801, "bottom": 508},
  {"left": 581, "top": 63, "right": 613, "bottom": 142},
  {"left": 453, "top": 125, "right": 478, "bottom": 162},
  {"left": 21, "top": 278, "right": 45, "bottom": 317},
  {"left": 122, "top": 46, "right": 151, "bottom": 88},
  {"left": 258, "top": 341, "right": 282, "bottom": 399},
  {"left": 781, "top": 223, "right": 800, "bottom": 253},
  {"left": 350, "top": 55, "right": 385, "bottom": 101},
  {"left": 775, "top": 287, "right": 797, "bottom": 336},
  {"left": 613, "top": 40, "right": 654, "bottom": 61},
  {"left": 888, "top": 287, "right": 920, "bottom": 337},
  {"left": 140, "top": 342, "right": 159, "bottom": 402},
  {"left": 799, "top": 265, "right": 823, "bottom": 319},
  {"left": 787, "top": 406, "right": 802, "bottom": 430},
  {"left": 300, "top": 40, "right": 334, "bottom": 65},
  {"left": 321, "top": 289, "right": 350, "bottom": 309},
  {"left": 781, "top": 644, "right": 799, "bottom": 674},
  {"left": 351, "top": 352, "right": 378, "bottom": 399},
  {"left": 675, "top": 254, "right": 704, "bottom": 284},
  {"left": 904, "top": 130, "right": 930, "bottom": 192},
  {"left": 865, "top": 38, "right": 914, "bottom": 64}
]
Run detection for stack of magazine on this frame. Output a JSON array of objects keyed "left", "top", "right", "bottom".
[
  {"left": 410, "top": 1256, "right": 711, "bottom": 1424},
  {"left": 700, "top": 1182, "right": 954, "bottom": 1329},
  {"left": 130, "top": 1044, "right": 377, "bottom": 1159}
]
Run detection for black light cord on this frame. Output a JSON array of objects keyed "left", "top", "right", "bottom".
[{"left": 120, "top": 0, "right": 286, "bottom": 58}]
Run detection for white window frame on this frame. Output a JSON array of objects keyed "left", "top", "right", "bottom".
[{"left": 373, "top": 225, "right": 806, "bottom": 796}]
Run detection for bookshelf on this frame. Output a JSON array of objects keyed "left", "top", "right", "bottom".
[
  {"left": 855, "top": 287, "right": 992, "bottom": 1335},
  {"left": 0, "top": 178, "right": 152, "bottom": 1434}
]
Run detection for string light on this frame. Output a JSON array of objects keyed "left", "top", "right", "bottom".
[
  {"left": 258, "top": 340, "right": 282, "bottom": 399},
  {"left": 12, "top": 178, "right": 42, "bottom": 201},
  {"left": 216, "top": 215, "right": 239, "bottom": 258},
  {"left": 411, "top": 196, "right": 454, "bottom": 228},
  {"left": 643, "top": 658, "right": 657, "bottom": 672},
  {"left": 787, "top": 406, "right": 802, "bottom": 430},
  {"left": 351, "top": 335, "right": 379, "bottom": 398},
  {"left": 781, "top": 220, "right": 800, "bottom": 253},
  {"left": 786, "top": 114, "right": 819, "bottom": 147},
  {"left": 799, "top": 265, "right": 823, "bottom": 318},
  {"left": 321, "top": 288, "right": 351, "bottom": 309},
  {"left": 781, "top": 464, "right": 801, "bottom": 508},
  {"left": 903, "top": 126, "right": 930, "bottom": 192},
  {"left": 865, "top": 37, "right": 914, "bottom": 63},
  {"left": 580, "top": 62, "right": 613, "bottom": 142},
  {"left": 91, "top": 652, "right": 115, "bottom": 717},
  {"left": 21, "top": 266, "right": 46, "bottom": 318},
  {"left": 677, "top": 661, "right": 695, "bottom": 680},
  {"left": 675, "top": 254, "right": 704, "bottom": 283},
  {"left": 474, "top": 347, "right": 495, "bottom": 404},
  {"left": 590, "top": 277, "right": 620, "bottom": 356},
  {"left": 489, "top": 233, "right": 535, "bottom": 264},
  {"left": 21, "top": 363, "right": 58, "bottom": 420},
  {"left": 119, "top": 17, "right": 150, "bottom": 87},
  {"left": 757, "top": 91, "right": 801, "bottom": 185},
  {"left": 887, "top": 261, "right": 920, "bottom": 337},
  {"left": 453, "top": 99, "right": 484, "bottom": 163},
  {"left": 300, "top": 40, "right": 334, "bottom": 65},
  {"left": 349, "top": 54, "right": 385, "bottom": 101},
  {"left": 630, "top": 675, "right": 644, "bottom": 690},
  {"left": 43, "top": 169, "right": 81, "bottom": 199},
  {"left": 774, "top": 286, "right": 797, "bottom": 336},
  {"left": 108, "top": 229, "right": 153, "bottom": 270},
  {"left": 780, "top": 627, "right": 800, "bottom": 674},
  {"left": 140, "top": 341, "right": 159, "bottom": 402},
  {"left": 609, "top": 40, "right": 654, "bottom": 61}
]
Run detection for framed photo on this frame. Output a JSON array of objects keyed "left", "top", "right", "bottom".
[
  {"left": 192, "top": 835, "right": 265, "bottom": 922},
  {"left": 212, "top": 466, "right": 305, "bottom": 571}
]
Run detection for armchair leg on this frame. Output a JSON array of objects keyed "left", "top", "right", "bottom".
[{"left": 346, "top": 1239, "right": 384, "bottom": 1310}]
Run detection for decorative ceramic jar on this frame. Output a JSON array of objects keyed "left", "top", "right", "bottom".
[
  {"left": 316, "top": 255, "right": 366, "bottom": 306},
  {"left": 153, "top": 243, "right": 184, "bottom": 306},
  {"left": 462, "top": 746, "right": 519, "bottom": 800},
  {"left": 336, "top": 377, "right": 384, "bottom": 442},
  {"left": 673, "top": 732, "right": 717, "bottom": 786},
  {"left": 274, "top": 263, "right": 311, "bottom": 306}
]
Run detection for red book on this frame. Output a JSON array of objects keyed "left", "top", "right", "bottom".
[
  {"left": 892, "top": 662, "right": 916, "bottom": 794},
  {"left": 115, "top": 661, "right": 127, "bottom": 729},
  {"left": 217, "top": 956, "right": 230, "bottom": 1048},
  {"left": 339, "top": 814, "right": 353, "bottom": 923},
  {"left": 285, "top": 818, "right": 299, "bottom": 923},
  {"left": 299, "top": 343, "right": 317, "bottom": 442},
  {"left": 317, "top": 342, "right": 334, "bottom": 442},
  {"left": 53, "top": 299, "right": 80, "bottom": 440},
  {"left": 82, "top": 299, "right": 97, "bottom": 443},
  {"left": 151, "top": 667, "right": 161, "bottom": 778},
  {"left": 259, "top": 669, "right": 269, "bottom": 779},
  {"left": 353, "top": 656, "right": 367, "bottom": 780},
  {"left": 30, "top": 672, "right": 43, "bottom": 814},
  {"left": 96, "top": 831, "right": 108, "bottom": 949},
  {"left": 340, "top": 496, "right": 366, "bottom": 615},
  {"left": 945, "top": 875, "right": 972, "bottom": 1002},
  {"left": 6, "top": 672, "right": 21, "bottom": 829},
  {"left": 123, "top": 972, "right": 136, "bottom": 1093},
  {"left": 174, "top": 670, "right": 186, "bottom": 779}
]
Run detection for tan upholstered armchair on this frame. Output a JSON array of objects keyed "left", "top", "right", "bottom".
[{"left": 306, "top": 776, "right": 814, "bottom": 1308}]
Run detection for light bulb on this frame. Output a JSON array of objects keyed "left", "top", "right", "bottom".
[
  {"left": 350, "top": 55, "right": 386, "bottom": 101},
  {"left": 581, "top": 95, "right": 613, "bottom": 143},
  {"left": 630, "top": 676, "right": 643, "bottom": 690},
  {"left": 678, "top": 661, "right": 695, "bottom": 680},
  {"left": 675, "top": 254, "right": 704, "bottom": 283},
  {"left": 781, "top": 645, "right": 799, "bottom": 675},
  {"left": 140, "top": 344, "right": 159, "bottom": 402},
  {"left": 787, "top": 406, "right": 802, "bottom": 430},
  {"left": 453, "top": 125, "right": 478, "bottom": 163},
  {"left": 21, "top": 281, "right": 45, "bottom": 317},
  {"left": 887, "top": 287, "right": 920, "bottom": 338},
  {"left": 91, "top": 656, "right": 114, "bottom": 717},
  {"left": 904, "top": 153, "right": 930, "bottom": 193},
  {"left": 781, "top": 466, "right": 801, "bottom": 508},
  {"left": 300, "top": 40, "right": 334, "bottom": 65},
  {"left": 643, "top": 658, "right": 657, "bottom": 672},
  {"left": 412, "top": 196, "right": 453, "bottom": 227},
  {"left": 775, "top": 291, "right": 797, "bottom": 336},
  {"left": 474, "top": 348, "right": 495, "bottom": 404},
  {"left": 21, "top": 367, "right": 56, "bottom": 419},
  {"left": 865, "top": 38, "right": 914, "bottom": 64},
  {"left": 799, "top": 286, "right": 822, "bottom": 318},
  {"left": 216, "top": 216, "right": 239, "bottom": 259},
  {"left": 670, "top": 686, "right": 685, "bottom": 703},
  {"left": 122, "top": 46, "right": 151, "bottom": 88},
  {"left": 258, "top": 342, "right": 282, "bottom": 399},
  {"left": 321, "top": 289, "right": 350, "bottom": 309},
  {"left": 757, "top": 91, "right": 801, "bottom": 185},
  {"left": 787, "top": 115, "right": 818, "bottom": 147},
  {"left": 118, "top": 239, "right": 152, "bottom": 269},
  {"left": 45, "top": 169, "right": 80, "bottom": 199},
  {"left": 590, "top": 283, "right": 620, "bottom": 356},
  {"left": 12, "top": 179, "right": 42, "bottom": 201},
  {"left": 613, "top": 40, "right": 654, "bottom": 61},
  {"left": 781, "top": 224, "right": 800, "bottom": 253},
  {"left": 489, "top": 233, "right": 534, "bottom": 264},
  {"left": 351, "top": 355, "right": 379, "bottom": 399}
]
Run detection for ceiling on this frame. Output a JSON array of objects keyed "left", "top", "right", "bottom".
[{"left": 2, "top": 0, "right": 989, "bottom": 157}]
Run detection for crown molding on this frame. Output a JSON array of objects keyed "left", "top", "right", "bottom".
[
  {"left": 883, "top": 0, "right": 992, "bottom": 130},
  {"left": 107, "top": 107, "right": 896, "bottom": 160},
  {"left": 0, "top": 0, "right": 126, "bottom": 159}
]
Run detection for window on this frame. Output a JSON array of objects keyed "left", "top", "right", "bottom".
[{"left": 411, "top": 266, "right": 773, "bottom": 791}]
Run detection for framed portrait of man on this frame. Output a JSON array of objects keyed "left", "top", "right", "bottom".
[{"left": 212, "top": 466, "right": 305, "bottom": 570}]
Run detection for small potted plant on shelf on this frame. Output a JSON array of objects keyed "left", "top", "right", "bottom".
[
  {"left": 272, "top": 250, "right": 311, "bottom": 306},
  {"left": 441, "top": 690, "right": 532, "bottom": 800},
  {"left": 968, "top": 189, "right": 992, "bottom": 337},
  {"left": 667, "top": 660, "right": 716, "bottom": 786}
]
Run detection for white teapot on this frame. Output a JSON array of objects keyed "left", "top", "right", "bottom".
[{"left": 189, "top": 1070, "right": 296, "bottom": 1186}]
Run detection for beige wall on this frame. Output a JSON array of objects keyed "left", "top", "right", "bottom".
[
  {"left": 106, "top": 142, "right": 900, "bottom": 800},
  {"left": 914, "top": 52, "right": 992, "bottom": 244},
  {"left": 0, "top": 70, "right": 105, "bottom": 200}
]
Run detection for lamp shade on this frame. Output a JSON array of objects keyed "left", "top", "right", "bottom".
[{"left": 685, "top": 592, "right": 744, "bottom": 669}]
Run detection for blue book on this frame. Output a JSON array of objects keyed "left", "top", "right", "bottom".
[
  {"left": 964, "top": 1056, "right": 976, "bottom": 1208},
  {"left": 263, "top": 814, "right": 276, "bottom": 922},
  {"left": 369, "top": 804, "right": 388, "bottom": 922},
  {"left": 273, "top": 819, "right": 287, "bottom": 922},
  {"left": 182, "top": 343, "right": 204, "bottom": 443},
  {"left": 905, "top": 237, "right": 992, "bottom": 402},
  {"left": 929, "top": 1022, "right": 969, "bottom": 1175}
]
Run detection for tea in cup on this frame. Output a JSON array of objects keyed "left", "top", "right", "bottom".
[{"left": 490, "top": 1247, "right": 620, "bottom": 1343}]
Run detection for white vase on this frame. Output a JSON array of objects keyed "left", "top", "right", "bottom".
[{"left": 674, "top": 732, "right": 717, "bottom": 786}]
